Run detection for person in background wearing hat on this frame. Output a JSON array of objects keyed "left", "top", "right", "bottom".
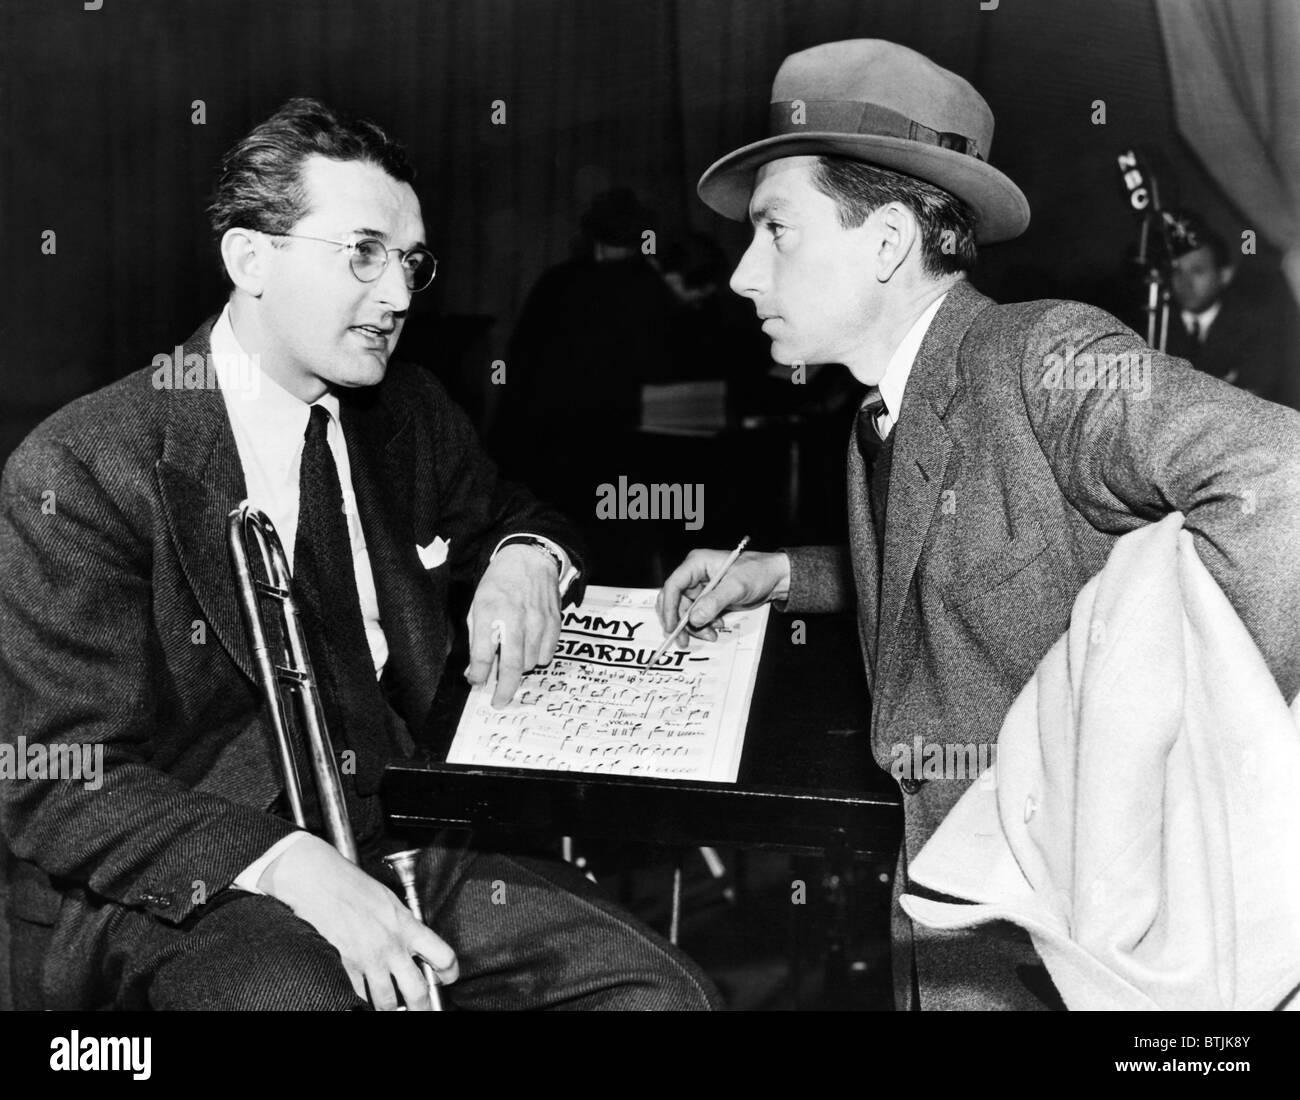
[
  {"left": 657, "top": 40, "right": 1300, "bottom": 1010},
  {"left": 1164, "top": 210, "right": 1300, "bottom": 410}
]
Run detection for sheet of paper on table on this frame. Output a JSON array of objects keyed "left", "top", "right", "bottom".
[{"left": 446, "top": 585, "right": 771, "bottom": 782}]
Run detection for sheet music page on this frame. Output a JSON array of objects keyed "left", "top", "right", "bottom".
[{"left": 446, "top": 585, "right": 770, "bottom": 782}]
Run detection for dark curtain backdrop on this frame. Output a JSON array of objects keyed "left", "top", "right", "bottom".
[{"left": 1, "top": 0, "right": 1266, "bottom": 458}]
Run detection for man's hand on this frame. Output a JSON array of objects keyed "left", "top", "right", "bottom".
[
  {"left": 465, "top": 544, "right": 562, "bottom": 707},
  {"left": 258, "top": 834, "right": 456, "bottom": 1011},
  {"left": 656, "top": 550, "right": 791, "bottom": 644}
]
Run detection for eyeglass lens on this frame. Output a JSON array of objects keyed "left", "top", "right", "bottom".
[{"left": 351, "top": 239, "right": 436, "bottom": 290}]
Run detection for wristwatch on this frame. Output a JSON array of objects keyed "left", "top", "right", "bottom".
[{"left": 494, "top": 535, "right": 579, "bottom": 595}]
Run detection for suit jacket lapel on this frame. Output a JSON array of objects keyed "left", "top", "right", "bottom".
[
  {"left": 339, "top": 388, "right": 444, "bottom": 735},
  {"left": 157, "top": 319, "right": 446, "bottom": 735},
  {"left": 873, "top": 282, "right": 992, "bottom": 710},
  {"left": 155, "top": 321, "right": 257, "bottom": 684},
  {"left": 846, "top": 432, "right": 881, "bottom": 689}
]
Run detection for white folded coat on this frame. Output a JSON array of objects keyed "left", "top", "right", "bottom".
[{"left": 901, "top": 512, "right": 1300, "bottom": 1010}]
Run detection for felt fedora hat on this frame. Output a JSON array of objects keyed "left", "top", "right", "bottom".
[{"left": 698, "top": 39, "right": 1030, "bottom": 244}]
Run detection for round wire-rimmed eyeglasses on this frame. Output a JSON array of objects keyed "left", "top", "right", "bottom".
[{"left": 267, "top": 232, "right": 438, "bottom": 292}]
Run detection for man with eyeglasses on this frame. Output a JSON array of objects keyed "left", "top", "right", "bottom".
[{"left": 0, "top": 99, "right": 719, "bottom": 1011}]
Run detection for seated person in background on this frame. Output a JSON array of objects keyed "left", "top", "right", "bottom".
[
  {"left": 493, "top": 187, "right": 687, "bottom": 583},
  {"left": 660, "top": 230, "right": 773, "bottom": 392},
  {"left": 0, "top": 98, "right": 719, "bottom": 1012},
  {"left": 495, "top": 186, "right": 681, "bottom": 458},
  {"left": 1165, "top": 209, "right": 1300, "bottom": 409},
  {"left": 661, "top": 230, "right": 729, "bottom": 311}
]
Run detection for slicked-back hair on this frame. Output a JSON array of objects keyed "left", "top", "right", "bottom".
[
  {"left": 207, "top": 97, "right": 416, "bottom": 282},
  {"left": 811, "top": 156, "right": 978, "bottom": 277}
]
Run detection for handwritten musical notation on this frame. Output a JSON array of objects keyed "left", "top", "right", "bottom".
[{"left": 446, "top": 585, "right": 770, "bottom": 782}]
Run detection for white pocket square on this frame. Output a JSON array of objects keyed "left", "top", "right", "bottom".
[{"left": 417, "top": 536, "right": 450, "bottom": 569}]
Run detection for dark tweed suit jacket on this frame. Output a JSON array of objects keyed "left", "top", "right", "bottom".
[
  {"left": 0, "top": 318, "right": 581, "bottom": 1009},
  {"left": 784, "top": 280, "right": 1300, "bottom": 1010}
]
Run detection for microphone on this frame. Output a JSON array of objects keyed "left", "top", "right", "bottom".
[
  {"left": 1116, "top": 149, "right": 1158, "bottom": 215},
  {"left": 1116, "top": 149, "right": 1173, "bottom": 351},
  {"left": 1160, "top": 209, "right": 1205, "bottom": 259},
  {"left": 1117, "top": 151, "right": 1199, "bottom": 259}
]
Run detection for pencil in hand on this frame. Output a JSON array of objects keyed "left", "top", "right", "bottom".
[{"left": 645, "top": 536, "right": 750, "bottom": 667}]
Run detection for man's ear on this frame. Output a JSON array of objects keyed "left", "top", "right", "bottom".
[
  {"left": 873, "top": 202, "right": 917, "bottom": 283},
  {"left": 220, "top": 228, "right": 268, "bottom": 296},
  {"left": 1219, "top": 264, "right": 1236, "bottom": 289}
]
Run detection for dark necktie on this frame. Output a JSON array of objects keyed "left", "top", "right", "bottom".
[
  {"left": 293, "top": 405, "right": 395, "bottom": 797},
  {"left": 855, "top": 390, "right": 893, "bottom": 570}
]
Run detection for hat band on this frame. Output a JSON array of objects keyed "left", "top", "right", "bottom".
[{"left": 769, "top": 99, "right": 983, "bottom": 161}]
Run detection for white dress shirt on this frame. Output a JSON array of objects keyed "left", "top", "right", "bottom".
[
  {"left": 1179, "top": 299, "right": 1222, "bottom": 344},
  {"left": 871, "top": 292, "right": 948, "bottom": 439},
  {"left": 210, "top": 304, "right": 574, "bottom": 891},
  {"left": 211, "top": 304, "right": 390, "bottom": 678}
]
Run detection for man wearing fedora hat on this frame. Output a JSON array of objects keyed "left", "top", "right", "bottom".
[{"left": 658, "top": 40, "right": 1300, "bottom": 1010}]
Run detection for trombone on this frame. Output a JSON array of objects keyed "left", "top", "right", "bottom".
[{"left": 227, "top": 500, "right": 443, "bottom": 1009}]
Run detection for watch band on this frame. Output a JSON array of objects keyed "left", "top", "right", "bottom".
[
  {"left": 497, "top": 535, "right": 564, "bottom": 574},
  {"left": 494, "top": 535, "right": 579, "bottom": 596}
]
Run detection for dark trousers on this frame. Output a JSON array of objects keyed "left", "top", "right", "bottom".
[{"left": 83, "top": 839, "right": 719, "bottom": 1011}]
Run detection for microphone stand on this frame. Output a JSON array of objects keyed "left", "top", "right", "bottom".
[{"left": 1136, "top": 176, "right": 1172, "bottom": 353}]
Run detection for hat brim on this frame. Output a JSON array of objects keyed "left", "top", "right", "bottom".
[{"left": 697, "top": 131, "right": 1030, "bottom": 244}]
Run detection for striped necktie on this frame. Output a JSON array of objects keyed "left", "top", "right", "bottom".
[{"left": 855, "top": 389, "right": 887, "bottom": 464}]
